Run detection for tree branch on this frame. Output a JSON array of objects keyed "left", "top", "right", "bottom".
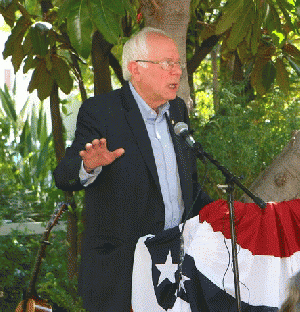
[{"left": 187, "top": 34, "right": 221, "bottom": 75}]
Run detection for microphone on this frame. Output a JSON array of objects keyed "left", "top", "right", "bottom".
[{"left": 174, "top": 122, "right": 196, "bottom": 148}]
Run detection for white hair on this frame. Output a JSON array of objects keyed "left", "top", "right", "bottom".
[{"left": 122, "top": 27, "right": 170, "bottom": 81}]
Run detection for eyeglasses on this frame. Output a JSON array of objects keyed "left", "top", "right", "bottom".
[{"left": 135, "top": 60, "right": 186, "bottom": 71}]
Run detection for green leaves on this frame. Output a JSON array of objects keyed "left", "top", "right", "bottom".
[
  {"left": 215, "top": 0, "right": 244, "bottom": 35},
  {"left": 28, "top": 56, "right": 73, "bottom": 101},
  {"left": 3, "top": 16, "right": 31, "bottom": 72},
  {"left": 29, "top": 22, "right": 52, "bottom": 57},
  {"left": 51, "top": 55, "right": 73, "bottom": 94},
  {"left": 66, "top": 0, "right": 93, "bottom": 59},
  {"left": 225, "top": 1, "right": 254, "bottom": 51},
  {"left": 275, "top": 58, "right": 289, "bottom": 94},
  {"left": 0, "top": 84, "right": 17, "bottom": 123},
  {"left": 262, "top": 61, "right": 276, "bottom": 92},
  {"left": 58, "top": 0, "right": 133, "bottom": 59}
]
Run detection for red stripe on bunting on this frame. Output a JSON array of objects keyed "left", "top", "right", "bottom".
[{"left": 199, "top": 199, "right": 300, "bottom": 257}]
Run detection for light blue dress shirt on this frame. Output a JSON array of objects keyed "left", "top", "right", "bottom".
[{"left": 79, "top": 82, "right": 184, "bottom": 230}]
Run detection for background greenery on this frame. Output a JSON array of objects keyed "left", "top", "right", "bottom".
[
  {"left": 1, "top": 72, "right": 300, "bottom": 311},
  {"left": 0, "top": 0, "right": 300, "bottom": 310}
]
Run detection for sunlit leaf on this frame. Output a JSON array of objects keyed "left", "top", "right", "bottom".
[
  {"left": 215, "top": 0, "right": 244, "bottom": 35},
  {"left": 67, "top": 0, "right": 93, "bottom": 59},
  {"left": 271, "top": 30, "right": 285, "bottom": 47},
  {"left": 276, "top": 0, "right": 295, "bottom": 32},
  {"left": 265, "top": 3, "right": 282, "bottom": 33},
  {"left": 226, "top": 1, "right": 254, "bottom": 50},
  {"left": 89, "top": 0, "right": 121, "bottom": 44}
]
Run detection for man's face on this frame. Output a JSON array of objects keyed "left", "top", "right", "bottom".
[{"left": 130, "top": 34, "right": 182, "bottom": 111}]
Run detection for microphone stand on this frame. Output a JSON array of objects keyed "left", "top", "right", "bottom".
[{"left": 188, "top": 140, "right": 266, "bottom": 312}]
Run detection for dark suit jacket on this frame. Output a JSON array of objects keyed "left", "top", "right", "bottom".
[{"left": 53, "top": 82, "right": 212, "bottom": 312}]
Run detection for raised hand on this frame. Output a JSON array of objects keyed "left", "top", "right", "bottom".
[{"left": 79, "top": 138, "right": 125, "bottom": 173}]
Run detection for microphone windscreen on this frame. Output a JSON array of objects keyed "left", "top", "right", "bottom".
[{"left": 174, "top": 122, "right": 188, "bottom": 136}]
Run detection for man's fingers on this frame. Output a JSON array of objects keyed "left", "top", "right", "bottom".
[
  {"left": 91, "top": 139, "right": 101, "bottom": 146},
  {"left": 85, "top": 143, "right": 93, "bottom": 151},
  {"left": 99, "top": 138, "right": 107, "bottom": 149},
  {"left": 113, "top": 148, "right": 125, "bottom": 158}
]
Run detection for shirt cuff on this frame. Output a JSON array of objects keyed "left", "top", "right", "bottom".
[{"left": 79, "top": 161, "right": 102, "bottom": 187}]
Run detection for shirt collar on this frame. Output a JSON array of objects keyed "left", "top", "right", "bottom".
[{"left": 129, "top": 82, "right": 170, "bottom": 121}]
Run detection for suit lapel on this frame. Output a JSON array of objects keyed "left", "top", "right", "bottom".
[
  {"left": 167, "top": 101, "right": 193, "bottom": 213},
  {"left": 121, "top": 83, "right": 193, "bottom": 215},
  {"left": 120, "top": 83, "right": 161, "bottom": 192}
]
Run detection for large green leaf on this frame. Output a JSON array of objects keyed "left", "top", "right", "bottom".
[
  {"left": 67, "top": 0, "right": 93, "bottom": 59},
  {"left": 215, "top": 0, "right": 244, "bottom": 35},
  {"left": 0, "top": 1, "right": 17, "bottom": 27},
  {"left": 262, "top": 60, "right": 276, "bottom": 91},
  {"left": 57, "top": 0, "right": 76, "bottom": 25},
  {"left": 88, "top": 0, "right": 121, "bottom": 44},
  {"left": 226, "top": 1, "right": 254, "bottom": 51},
  {"left": 3, "top": 16, "right": 29, "bottom": 58},
  {"left": 101, "top": 0, "right": 125, "bottom": 15},
  {"left": 51, "top": 55, "right": 73, "bottom": 94},
  {"left": 265, "top": 2, "right": 282, "bottom": 33},
  {"left": 251, "top": 8, "right": 263, "bottom": 55},
  {"left": 251, "top": 57, "right": 269, "bottom": 95},
  {"left": 29, "top": 22, "right": 52, "bottom": 57},
  {"left": 275, "top": 57, "right": 289, "bottom": 94},
  {"left": 120, "top": 0, "right": 135, "bottom": 17},
  {"left": 28, "top": 59, "right": 54, "bottom": 101}
]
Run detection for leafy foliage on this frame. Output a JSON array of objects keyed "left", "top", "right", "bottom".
[
  {"left": 191, "top": 81, "right": 300, "bottom": 200},
  {"left": 0, "top": 230, "right": 85, "bottom": 312}
]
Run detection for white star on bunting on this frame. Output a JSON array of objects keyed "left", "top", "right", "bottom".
[{"left": 155, "top": 250, "right": 178, "bottom": 286}]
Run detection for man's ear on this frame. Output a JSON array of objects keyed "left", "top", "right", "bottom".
[{"left": 128, "top": 61, "right": 141, "bottom": 81}]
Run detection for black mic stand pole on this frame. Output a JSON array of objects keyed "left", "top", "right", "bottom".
[{"left": 188, "top": 141, "right": 267, "bottom": 312}]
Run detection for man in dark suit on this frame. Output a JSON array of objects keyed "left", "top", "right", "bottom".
[{"left": 53, "top": 27, "right": 212, "bottom": 312}]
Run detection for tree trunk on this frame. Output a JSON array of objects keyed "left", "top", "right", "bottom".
[
  {"left": 241, "top": 131, "right": 300, "bottom": 203},
  {"left": 141, "top": 0, "right": 192, "bottom": 107},
  {"left": 50, "top": 82, "right": 78, "bottom": 280},
  {"left": 92, "top": 31, "right": 113, "bottom": 95}
]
